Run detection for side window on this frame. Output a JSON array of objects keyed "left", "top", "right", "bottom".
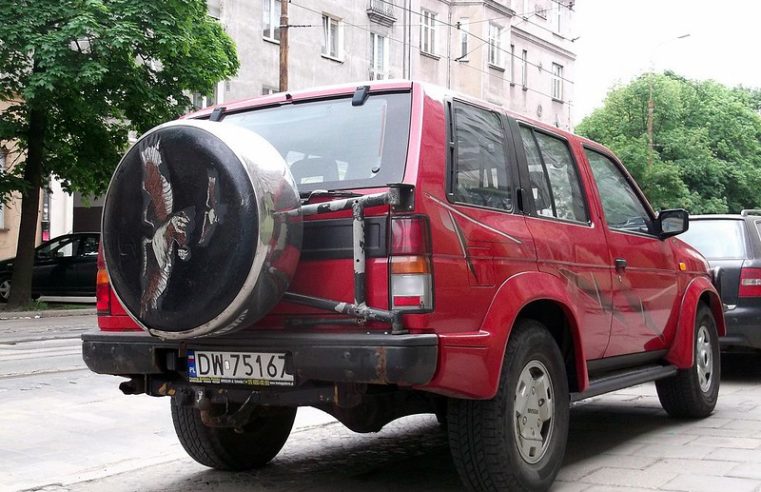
[
  {"left": 519, "top": 126, "right": 588, "bottom": 223},
  {"left": 585, "top": 149, "right": 652, "bottom": 234},
  {"left": 81, "top": 236, "right": 100, "bottom": 257},
  {"left": 452, "top": 102, "right": 512, "bottom": 211}
]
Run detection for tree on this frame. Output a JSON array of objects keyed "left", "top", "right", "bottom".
[
  {"left": 576, "top": 72, "right": 761, "bottom": 214},
  {"left": 0, "top": 0, "right": 239, "bottom": 307}
]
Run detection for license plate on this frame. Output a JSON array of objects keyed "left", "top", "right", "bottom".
[{"left": 187, "top": 350, "right": 293, "bottom": 386}]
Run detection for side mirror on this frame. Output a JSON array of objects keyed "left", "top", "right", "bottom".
[{"left": 657, "top": 209, "right": 689, "bottom": 239}]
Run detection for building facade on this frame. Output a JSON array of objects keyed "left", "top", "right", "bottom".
[
  {"left": 210, "top": 0, "right": 576, "bottom": 129},
  {"left": 3, "top": 0, "right": 576, "bottom": 252}
]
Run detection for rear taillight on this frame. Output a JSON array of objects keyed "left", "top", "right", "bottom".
[
  {"left": 96, "top": 244, "right": 110, "bottom": 314},
  {"left": 739, "top": 267, "right": 761, "bottom": 297},
  {"left": 96, "top": 243, "right": 140, "bottom": 331},
  {"left": 390, "top": 216, "right": 433, "bottom": 311}
]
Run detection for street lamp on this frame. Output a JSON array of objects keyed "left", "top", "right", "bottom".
[{"left": 647, "top": 33, "right": 690, "bottom": 166}]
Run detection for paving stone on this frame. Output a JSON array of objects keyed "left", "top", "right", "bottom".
[
  {"left": 580, "top": 467, "right": 678, "bottom": 489},
  {"left": 557, "top": 455, "right": 657, "bottom": 481},
  {"left": 643, "top": 458, "right": 737, "bottom": 477},
  {"left": 632, "top": 443, "right": 714, "bottom": 460},
  {"left": 661, "top": 473, "right": 761, "bottom": 492},
  {"left": 706, "top": 447, "right": 761, "bottom": 463}
]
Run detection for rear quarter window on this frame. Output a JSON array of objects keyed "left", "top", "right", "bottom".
[{"left": 680, "top": 219, "right": 746, "bottom": 259}]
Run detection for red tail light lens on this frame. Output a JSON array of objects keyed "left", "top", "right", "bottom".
[
  {"left": 390, "top": 216, "right": 433, "bottom": 312},
  {"left": 96, "top": 244, "right": 110, "bottom": 314},
  {"left": 391, "top": 216, "right": 431, "bottom": 255},
  {"left": 96, "top": 242, "right": 140, "bottom": 331},
  {"left": 739, "top": 267, "right": 761, "bottom": 297}
]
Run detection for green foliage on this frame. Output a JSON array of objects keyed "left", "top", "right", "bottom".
[
  {"left": 0, "top": 0, "right": 239, "bottom": 196},
  {"left": 576, "top": 72, "right": 761, "bottom": 214}
]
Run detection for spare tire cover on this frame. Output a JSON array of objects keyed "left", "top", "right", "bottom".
[{"left": 102, "top": 120, "right": 302, "bottom": 339}]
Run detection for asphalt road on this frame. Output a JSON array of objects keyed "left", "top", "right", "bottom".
[{"left": 2, "top": 315, "right": 761, "bottom": 492}]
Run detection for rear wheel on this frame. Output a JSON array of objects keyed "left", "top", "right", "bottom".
[
  {"left": 171, "top": 397, "right": 296, "bottom": 471},
  {"left": 448, "top": 319, "right": 569, "bottom": 491},
  {"left": 0, "top": 277, "right": 10, "bottom": 303},
  {"left": 656, "top": 304, "right": 720, "bottom": 418}
]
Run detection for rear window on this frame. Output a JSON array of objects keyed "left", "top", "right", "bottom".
[
  {"left": 680, "top": 219, "right": 746, "bottom": 259},
  {"left": 221, "top": 92, "right": 411, "bottom": 193}
]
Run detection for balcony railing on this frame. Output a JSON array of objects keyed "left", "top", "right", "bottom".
[{"left": 367, "top": 0, "right": 396, "bottom": 27}]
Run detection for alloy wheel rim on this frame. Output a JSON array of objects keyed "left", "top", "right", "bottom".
[
  {"left": 696, "top": 324, "right": 713, "bottom": 393},
  {"left": 513, "top": 359, "right": 555, "bottom": 464},
  {"left": 0, "top": 280, "right": 10, "bottom": 300}
]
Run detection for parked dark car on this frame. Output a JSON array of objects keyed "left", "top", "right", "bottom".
[
  {"left": 0, "top": 233, "right": 100, "bottom": 302},
  {"left": 680, "top": 211, "right": 761, "bottom": 350}
]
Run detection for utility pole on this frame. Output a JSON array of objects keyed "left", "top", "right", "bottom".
[
  {"left": 646, "top": 33, "right": 690, "bottom": 166},
  {"left": 279, "top": 0, "right": 289, "bottom": 92},
  {"left": 647, "top": 74, "right": 654, "bottom": 167}
]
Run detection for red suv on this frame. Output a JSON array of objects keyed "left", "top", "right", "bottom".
[{"left": 84, "top": 80, "right": 724, "bottom": 491}]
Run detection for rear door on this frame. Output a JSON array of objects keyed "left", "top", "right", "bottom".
[
  {"left": 33, "top": 235, "right": 81, "bottom": 295},
  {"left": 72, "top": 234, "right": 99, "bottom": 295},
  {"left": 583, "top": 147, "right": 679, "bottom": 357},
  {"left": 512, "top": 122, "right": 613, "bottom": 360}
]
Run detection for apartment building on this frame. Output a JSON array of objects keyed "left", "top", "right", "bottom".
[{"left": 209, "top": 0, "right": 576, "bottom": 129}]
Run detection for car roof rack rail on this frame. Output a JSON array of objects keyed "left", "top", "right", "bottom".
[{"left": 741, "top": 209, "right": 761, "bottom": 216}]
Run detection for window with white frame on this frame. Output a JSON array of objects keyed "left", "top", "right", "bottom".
[
  {"left": 370, "top": 32, "right": 389, "bottom": 80},
  {"left": 421, "top": 10, "right": 436, "bottom": 55},
  {"left": 552, "top": 63, "right": 563, "bottom": 101},
  {"left": 521, "top": 49, "right": 528, "bottom": 88},
  {"left": 459, "top": 18, "right": 469, "bottom": 60},
  {"left": 552, "top": 1, "right": 561, "bottom": 33},
  {"left": 488, "top": 23, "right": 504, "bottom": 68},
  {"left": 262, "top": 86, "right": 277, "bottom": 95},
  {"left": 322, "top": 14, "right": 342, "bottom": 59},
  {"left": 510, "top": 44, "right": 516, "bottom": 84},
  {"left": 263, "top": 0, "right": 280, "bottom": 42}
]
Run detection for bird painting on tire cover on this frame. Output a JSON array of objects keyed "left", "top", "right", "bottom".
[{"left": 139, "top": 136, "right": 195, "bottom": 317}]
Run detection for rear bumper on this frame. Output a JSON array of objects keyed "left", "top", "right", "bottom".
[
  {"left": 82, "top": 330, "right": 439, "bottom": 386},
  {"left": 721, "top": 305, "right": 761, "bottom": 350}
]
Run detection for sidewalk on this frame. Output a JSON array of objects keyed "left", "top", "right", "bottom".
[{"left": 0, "top": 307, "right": 96, "bottom": 320}]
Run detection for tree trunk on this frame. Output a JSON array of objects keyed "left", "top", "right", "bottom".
[{"left": 6, "top": 106, "right": 45, "bottom": 308}]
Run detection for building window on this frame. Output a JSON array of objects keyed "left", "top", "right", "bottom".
[
  {"left": 421, "top": 10, "right": 436, "bottom": 55},
  {"left": 370, "top": 32, "right": 389, "bottom": 80},
  {"left": 510, "top": 44, "right": 516, "bottom": 84},
  {"left": 552, "top": 1, "right": 561, "bottom": 33},
  {"left": 488, "top": 23, "right": 504, "bottom": 68},
  {"left": 263, "top": 0, "right": 280, "bottom": 42},
  {"left": 262, "top": 86, "right": 277, "bottom": 95},
  {"left": 192, "top": 89, "right": 217, "bottom": 110},
  {"left": 552, "top": 63, "right": 563, "bottom": 101},
  {"left": 521, "top": 49, "right": 528, "bottom": 88},
  {"left": 459, "top": 18, "right": 469, "bottom": 60},
  {"left": 322, "top": 15, "right": 342, "bottom": 59}
]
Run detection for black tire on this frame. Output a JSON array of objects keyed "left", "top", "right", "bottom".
[
  {"left": 656, "top": 304, "right": 720, "bottom": 418},
  {"left": 171, "top": 397, "right": 296, "bottom": 471},
  {"left": 0, "top": 277, "right": 10, "bottom": 303},
  {"left": 448, "top": 319, "right": 570, "bottom": 492}
]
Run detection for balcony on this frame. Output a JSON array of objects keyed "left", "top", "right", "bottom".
[{"left": 367, "top": 0, "right": 396, "bottom": 27}]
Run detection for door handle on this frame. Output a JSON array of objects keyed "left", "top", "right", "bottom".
[{"left": 614, "top": 258, "right": 627, "bottom": 273}]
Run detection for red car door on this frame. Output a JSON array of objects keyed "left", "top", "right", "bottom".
[
  {"left": 512, "top": 122, "right": 613, "bottom": 360},
  {"left": 582, "top": 147, "right": 679, "bottom": 357}
]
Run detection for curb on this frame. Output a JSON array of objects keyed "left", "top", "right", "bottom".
[{"left": 0, "top": 307, "right": 96, "bottom": 320}]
